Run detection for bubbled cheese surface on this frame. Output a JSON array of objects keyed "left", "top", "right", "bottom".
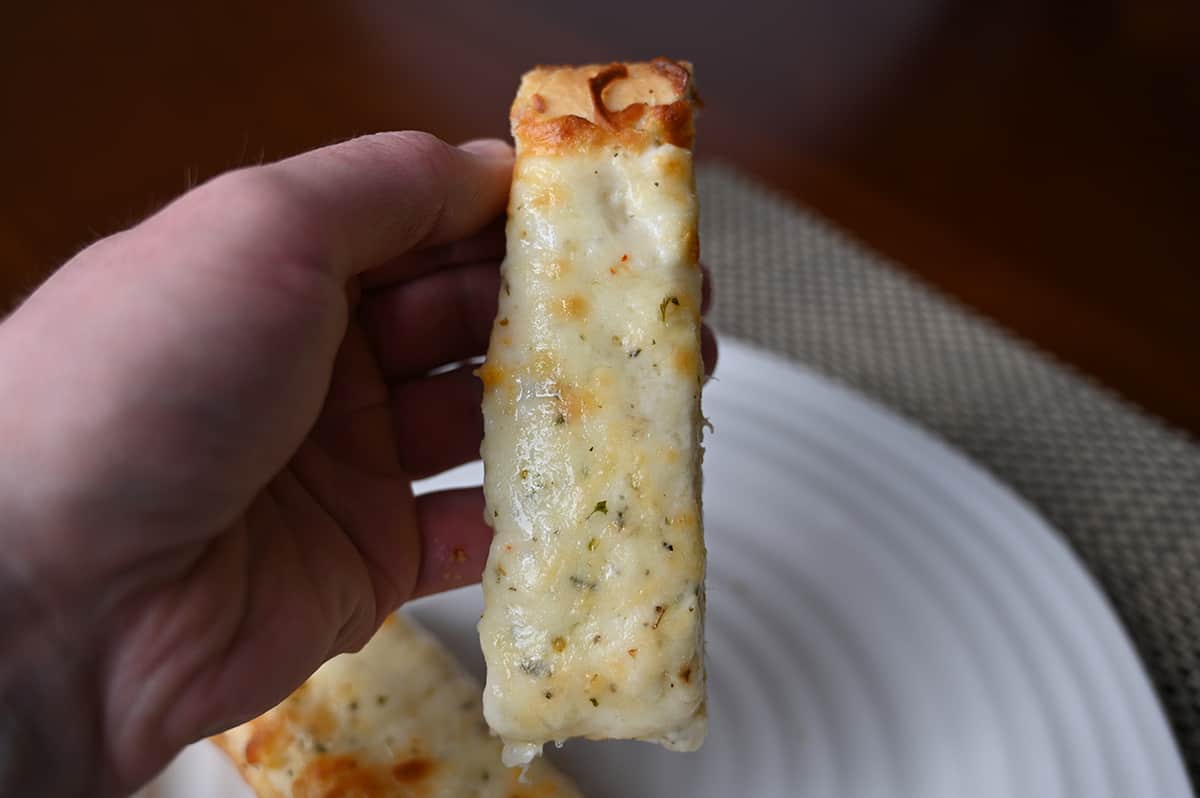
[{"left": 478, "top": 138, "right": 707, "bottom": 766}]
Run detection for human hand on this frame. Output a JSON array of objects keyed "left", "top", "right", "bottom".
[
  {"left": 0, "top": 131, "right": 715, "bottom": 796},
  {"left": 0, "top": 132, "right": 515, "bottom": 795}
]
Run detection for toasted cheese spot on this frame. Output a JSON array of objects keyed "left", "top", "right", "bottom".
[
  {"left": 683, "top": 229, "right": 700, "bottom": 264},
  {"left": 535, "top": 259, "right": 570, "bottom": 279},
  {"left": 531, "top": 93, "right": 547, "bottom": 113},
  {"left": 516, "top": 114, "right": 607, "bottom": 155},
  {"left": 243, "top": 715, "right": 289, "bottom": 768},
  {"left": 656, "top": 152, "right": 688, "bottom": 179},
  {"left": 304, "top": 703, "right": 337, "bottom": 742},
  {"left": 672, "top": 347, "right": 699, "bottom": 377},
  {"left": 477, "top": 362, "right": 507, "bottom": 392},
  {"left": 392, "top": 756, "right": 436, "bottom": 784},
  {"left": 555, "top": 294, "right": 588, "bottom": 320},
  {"left": 532, "top": 351, "right": 558, "bottom": 378},
  {"left": 591, "top": 367, "right": 616, "bottom": 391},
  {"left": 557, "top": 383, "right": 602, "bottom": 424},
  {"left": 293, "top": 755, "right": 388, "bottom": 798},
  {"left": 666, "top": 511, "right": 698, "bottom": 528},
  {"left": 530, "top": 185, "right": 567, "bottom": 210},
  {"left": 333, "top": 679, "right": 356, "bottom": 703}
]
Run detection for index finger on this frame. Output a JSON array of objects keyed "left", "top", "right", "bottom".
[
  {"left": 267, "top": 133, "right": 514, "bottom": 279},
  {"left": 158, "top": 132, "right": 514, "bottom": 282}
]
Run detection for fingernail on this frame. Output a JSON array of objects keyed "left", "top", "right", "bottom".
[{"left": 459, "top": 138, "right": 514, "bottom": 161}]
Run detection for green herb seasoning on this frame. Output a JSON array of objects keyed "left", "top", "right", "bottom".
[{"left": 659, "top": 295, "right": 681, "bottom": 322}]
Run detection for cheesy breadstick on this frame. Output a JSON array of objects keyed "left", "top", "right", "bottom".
[
  {"left": 212, "top": 613, "right": 583, "bottom": 797},
  {"left": 478, "top": 58, "right": 706, "bottom": 766}
]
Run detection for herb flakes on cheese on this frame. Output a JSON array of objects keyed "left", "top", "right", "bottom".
[
  {"left": 212, "top": 613, "right": 583, "bottom": 797},
  {"left": 478, "top": 58, "right": 707, "bottom": 767}
]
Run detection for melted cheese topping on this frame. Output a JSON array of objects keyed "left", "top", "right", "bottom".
[
  {"left": 479, "top": 61, "right": 706, "bottom": 767},
  {"left": 213, "top": 614, "right": 582, "bottom": 798}
]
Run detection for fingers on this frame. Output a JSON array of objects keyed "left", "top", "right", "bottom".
[
  {"left": 268, "top": 133, "right": 512, "bottom": 278},
  {"left": 360, "top": 219, "right": 506, "bottom": 291},
  {"left": 702, "top": 323, "right": 718, "bottom": 376},
  {"left": 701, "top": 263, "right": 713, "bottom": 314},
  {"left": 379, "top": 319, "right": 711, "bottom": 479},
  {"left": 363, "top": 261, "right": 713, "bottom": 382},
  {"left": 360, "top": 261, "right": 499, "bottom": 380},
  {"left": 398, "top": 323, "right": 713, "bottom": 602},
  {"left": 389, "top": 366, "right": 483, "bottom": 479},
  {"left": 412, "top": 488, "right": 492, "bottom": 598},
  {"left": 158, "top": 132, "right": 513, "bottom": 281},
  {"left": 391, "top": 329, "right": 713, "bottom": 604}
]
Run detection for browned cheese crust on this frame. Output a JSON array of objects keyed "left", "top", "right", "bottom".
[{"left": 512, "top": 58, "right": 698, "bottom": 155}]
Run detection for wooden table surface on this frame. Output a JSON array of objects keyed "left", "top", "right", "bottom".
[{"left": 4, "top": 2, "right": 1199, "bottom": 434}]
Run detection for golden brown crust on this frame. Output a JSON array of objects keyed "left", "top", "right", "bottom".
[
  {"left": 511, "top": 58, "right": 698, "bottom": 154},
  {"left": 208, "top": 612, "right": 583, "bottom": 797}
]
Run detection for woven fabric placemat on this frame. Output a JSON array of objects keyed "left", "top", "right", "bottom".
[{"left": 696, "top": 164, "right": 1200, "bottom": 785}]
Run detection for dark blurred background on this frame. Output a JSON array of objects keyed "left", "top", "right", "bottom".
[{"left": 3, "top": 1, "right": 1198, "bottom": 432}]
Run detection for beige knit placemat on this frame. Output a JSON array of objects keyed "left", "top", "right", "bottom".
[{"left": 696, "top": 163, "right": 1200, "bottom": 785}]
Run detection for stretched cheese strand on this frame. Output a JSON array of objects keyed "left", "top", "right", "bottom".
[{"left": 478, "top": 59, "right": 707, "bottom": 767}]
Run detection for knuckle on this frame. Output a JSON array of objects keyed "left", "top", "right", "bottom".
[
  {"left": 204, "top": 168, "right": 302, "bottom": 233},
  {"left": 362, "top": 129, "right": 445, "bottom": 157},
  {"left": 334, "top": 604, "right": 379, "bottom": 656},
  {"left": 356, "top": 131, "right": 453, "bottom": 184},
  {"left": 196, "top": 168, "right": 326, "bottom": 270}
]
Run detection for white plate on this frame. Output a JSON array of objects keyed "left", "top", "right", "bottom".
[{"left": 141, "top": 338, "right": 1190, "bottom": 798}]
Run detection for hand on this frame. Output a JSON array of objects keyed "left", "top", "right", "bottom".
[
  {"left": 0, "top": 132, "right": 511, "bottom": 794},
  {"left": 0, "top": 131, "right": 716, "bottom": 796}
]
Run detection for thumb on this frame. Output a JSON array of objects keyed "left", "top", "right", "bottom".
[{"left": 153, "top": 131, "right": 514, "bottom": 281}]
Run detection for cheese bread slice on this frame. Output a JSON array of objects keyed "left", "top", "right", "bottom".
[
  {"left": 212, "top": 612, "right": 583, "bottom": 797},
  {"left": 478, "top": 59, "right": 707, "bottom": 766}
]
